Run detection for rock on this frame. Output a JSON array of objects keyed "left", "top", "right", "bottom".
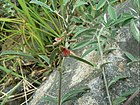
[{"left": 29, "top": 44, "right": 139, "bottom": 105}]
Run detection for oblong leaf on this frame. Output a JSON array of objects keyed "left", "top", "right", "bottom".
[
  {"left": 96, "top": 0, "right": 106, "bottom": 10},
  {"left": 110, "top": 13, "right": 133, "bottom": 26},
  {"left": 121, "top": 88, "right": 138, "bottom": 97},
  {"left": 81, "top": 47, "right": 97, "bottom": 58},
  {"left": 61, "top": 87, "right": 90, "bottom": 104},
  {"left": 113, "top": 97, "right": 127, "bottom": 105},
  {"left": 69, "top": 55, "right": 96, "bottom": 67},
  {"left": 108, "top": 75, "right": 129, "bottom": 88},
  {"left": 108, "top": 5, "right": 117, "bottom": 20},
  {"left": 72, "top": 40, "right": 91, "bottom": 50},
  {"left": 130, "top": 19, "right": 140, "bottom": 43},
  {"left": 73, "top": 0, "right": 87, "bottom": 10},
  {"left": 124, "top": 52, "right": 137, "bottom": 61},
  {"left": 74, "top": 28, "right": 96, "bottom": 38}
]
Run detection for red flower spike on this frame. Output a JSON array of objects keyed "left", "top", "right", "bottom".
[{"left": 62, "top": 48, "right": 70, "bottom": 57}]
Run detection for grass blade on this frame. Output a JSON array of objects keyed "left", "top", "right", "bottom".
[
  {"left": 0, "top": 50, "right": 36, "bottom": 61},
  {"left": 0, "top": 66, "right": 22, "bottom": 78},
  {"left": 38, "top": 55, "right": 50, "bottom": 65}
]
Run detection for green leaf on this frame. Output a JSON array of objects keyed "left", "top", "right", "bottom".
[
  {"left": 96, "top": 0, "right": 106, "bottom": 10},
  {"left": 113, "top": 97, "right": 127, "bottom": 105},
  {"left": 81, "top": 47, "right": 97, "bottom": 58},
  {"left": 49, "top": 48, "right": 59, "bottom": 64},
  {"left": 38, "top": 55, "right": 50, "bottom": 65},
  {"left": 108, "top": 5, "right": 117, "bottom": 20},
  {"left": 73, "top": 0, "right": 87, "bottom": 11},
  {"left": 71, "top": 16, "right": 83, "bottom": 23},
  {"left": 41, "top": 95, "right": 58, "bottom": 104},
  {"left": 108, "top": 75, "right": 129, "bottom": 88},
  {"left": 61, "top": 87, "right": 90, "bottom": 104},
  {"left": 121, "top": 88, "right": 138, "bottom": 97},
  {"left": 130, "top": 19, "right": 140, "bottom": 43},
  {"left": 0, "top": 50, "right": 36, "bottom": 61},
  {"left": 110, "top": 13, "right": 133, "bottom": 26},
  {"left": 0, "top": 66, "right": 22, "bottom": 78},
  {"left": 74, "top": 28, "right": 96, "bottom": 38},
  {"left": 72, "top": 40, "right": 91, "bottom": 50},
  {"left": 124, "top": 52, "right": 137, "bottom": 61},
  {"left": 69, "top": 55, "right": 96, "bottom": 67},
  {"left": 30, "top": 0, "right": 53, "bottom": 12}
]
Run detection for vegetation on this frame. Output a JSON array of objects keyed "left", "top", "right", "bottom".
[{"left": 0, "top": 0, "right": 139, "bottom": 105}]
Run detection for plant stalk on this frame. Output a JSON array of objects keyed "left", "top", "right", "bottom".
[
  {"left": 58, "top": 67, "right": 62, "bottom": 105},
  {"left": 58, "top": 58, "right": 64, "bottom": 105},
  {"left": 102, "top": 68, "right": 112, "bottom": 105}
]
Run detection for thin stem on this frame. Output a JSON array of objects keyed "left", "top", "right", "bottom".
[
  {"left": 58, "top": 58, "right": 64, "bottom": 105},
  {"left": 98, "top": 26, "right": 112, "bottom": 105},
  {"left": 58, "top": 67, "right": 62, "bottom": 105},
  {"left": 102, "top": 68, "right": 112, "bottom": 105}
]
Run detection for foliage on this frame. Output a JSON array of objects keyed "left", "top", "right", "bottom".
[{"left": 0, "top": 0, "right": 139, "bottom": 104}]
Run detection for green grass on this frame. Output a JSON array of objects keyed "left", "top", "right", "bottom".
[{"left": 0, "top": 0, "right": 139, "bottom": 104}]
